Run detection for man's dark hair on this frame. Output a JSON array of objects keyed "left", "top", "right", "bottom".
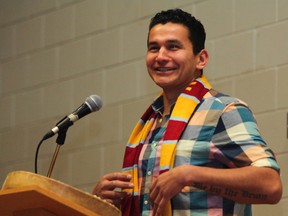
[{"left": 148, "top": 8, "right": 206, "bottom": 55}]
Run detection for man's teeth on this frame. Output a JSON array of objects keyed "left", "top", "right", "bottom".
[{"left": 157, "top": 68, "right": 175, "bottom": 72}]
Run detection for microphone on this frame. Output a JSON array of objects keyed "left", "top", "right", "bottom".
[{"left": 43, "top": 95, "right": 103, "bottom": 140}]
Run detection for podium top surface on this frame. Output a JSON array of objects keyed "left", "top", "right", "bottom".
[
  {"left": 0, "top": 186, "right": 101, "bottom": 216},
  {"left": 1, "top": 171, "right": 121, "bottom": 216}
]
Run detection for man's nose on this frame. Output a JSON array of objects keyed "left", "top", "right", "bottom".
[{"left": 156, "top": 47, "right": 170, "bottom": 62}]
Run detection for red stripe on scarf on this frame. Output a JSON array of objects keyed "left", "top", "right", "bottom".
[
  {"left": 184, "top": 81, "right": 208, "bottom": 100},
  {"left": 164, "top": 120, "right": 187, "bottom": 140},
  {"left": 122, "top": 147, "right": 140, "bottom": 168}
]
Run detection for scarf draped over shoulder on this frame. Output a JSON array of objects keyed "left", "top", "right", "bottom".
[{"left": 121, "top": 76, "right": 212, "bottom": 216}]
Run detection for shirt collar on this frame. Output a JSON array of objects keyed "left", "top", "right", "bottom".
[
  {"left": 152, "top": 95, "right": 164, "bottom": 115},
  {"left": 151, "top": 95, "right": 175, "bottom": 117}
]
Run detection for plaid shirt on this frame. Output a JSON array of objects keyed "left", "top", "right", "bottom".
[{"left": 138, "top": 90, "right": 279, "bottom": 216}]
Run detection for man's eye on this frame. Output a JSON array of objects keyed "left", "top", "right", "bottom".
[
  {"left": 169, "top": 44, "right": 179, "bottom": 50},
  {"left": 148, "top": 46, "right": 159, "bottom": 52}
]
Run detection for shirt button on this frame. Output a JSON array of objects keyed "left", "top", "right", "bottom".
[
  {"left": 144, "top": 200, "right": 148, "bottom": 205},
  {"left": 147, "top": 171, "right": 152, "bottom": 176}
]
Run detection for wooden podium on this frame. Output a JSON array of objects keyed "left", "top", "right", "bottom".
[{"left": 0, "top": 171, "right": 121, "bottom": 216}]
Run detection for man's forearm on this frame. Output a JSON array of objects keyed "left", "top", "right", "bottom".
[{"left": 182, "top": 165, "right": 282, "bottom": 204}]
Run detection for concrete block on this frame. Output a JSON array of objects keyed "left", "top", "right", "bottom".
[
  {"left": 59, "top": 39, "right": 89, "bottom": 78},
  {"left": 104, "top": 62, "right": 139, "bottom": 104},
  {"left": 1, "top": 57, "right": 29, "bottom": 93},
  {"left": 45, "top": 6, "right": 74, "bottom": 46},
  {"left": 235, "top": 0, "right": 276, "bottom": 31},
  {"left": 15, "top": 17, "right": 43, "bottom": 54},
  {"left": 14, "top": 89, "right": 43, "bottom": 126},
  {"left": 42, "top": 80, "right": 74, "bottom": 118},
  {"left": 212, "top": 79, "right": 235, "bottom": 97},
  {"left": 256, "top": 21, "right": 288, "bottom": 69},
  {"left": 121, "top": 19, "right": 149, "bottom": 62},
  {"left": 0, "top": 0, "right": 30, "bottom": 25},
  {"left": 75, "top": 0, "right": 105, "bottom": 36},
  {"left": 0, "top": 96, "right": 13, "bottom": 129},
  {"left": 87, "top": 105, "right": 121, "bottom": 145},
  {"left": 0, "top": 26, "right": 15, "bottom": 59},
  {"left": 107, "top": 0, "right": 140, "bottom": 27},
  {"left": 196, "top": 0, "right": 233, "bottom": 39},
  {"left": 90, "top": 29, "right": 121, "bottom": 69},
  {"left": 103, "top": 142, "right": 125, "bottom": 174},
  {"left": 71, "top": 71, "right": 104, "bottom": 107},
  {"left": 277, "top": 65, "right": 288, "bottom": 109},
  {"left": 29, "top": 48, "right": 58, "bottom": 86},
  {"left": 256, "top": 110, "right": 288, "bottom": 154},
  {"left": 235, "top": 69, "right": 276, "bottom": 113},
  {"left": 0, "top": 127, "right": 28, "bottom": 163},
  {"left": 139, "top": 0, "right": 175, "bottom": 17},
  {"left": 214, "top": 32, "right": 254, "bottom": 78},
  {"left": 70, "top": 146, "right": 104, "bottom": 185},
  {"left": 279, "top": 0, "right": 288, "bottom": 20}
]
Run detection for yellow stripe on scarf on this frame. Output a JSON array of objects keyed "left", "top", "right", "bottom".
[
  {"left": 128, "top": 118, "right": 155, "bottom": 146},
  {"left": 171, "top": 94, "right": 200, "bottom": 120},
  {"left": 159, "top": 142, "right": 177, "bottom": 168}
]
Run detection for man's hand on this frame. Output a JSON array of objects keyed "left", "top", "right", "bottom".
[
  {"left": 149, "top": 166, "right": 187, "bottom": 216},
  {"left": 92, "top": 172, "right": 134, "bottom": 207}
]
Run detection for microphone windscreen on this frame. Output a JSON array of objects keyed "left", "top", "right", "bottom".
[{"left": 86, "top": 95, "right": 103, "bottom": 112}]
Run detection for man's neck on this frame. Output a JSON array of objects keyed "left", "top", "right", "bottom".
[
  {"left": 161, "top": 74, "right": 202, "bottom": 115},
  {"left": 162, "top": 90, "right": 180, "bottom": 116}
]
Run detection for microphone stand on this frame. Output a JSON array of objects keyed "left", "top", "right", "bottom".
[{"left": 47, "top": 129, "right": 67, "bottom": 178}]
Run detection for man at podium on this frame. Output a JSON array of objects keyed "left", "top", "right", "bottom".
[{"left": 93, "top": 9, "right": 282, "bottom": 216}]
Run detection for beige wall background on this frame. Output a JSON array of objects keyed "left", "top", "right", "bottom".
[{"left": 0, "top": 0, "right": 287, "bottom": 215}]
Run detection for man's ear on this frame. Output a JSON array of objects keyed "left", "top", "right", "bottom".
[{"left": 196, "top": 49, "right": 209, "bottom": 70}]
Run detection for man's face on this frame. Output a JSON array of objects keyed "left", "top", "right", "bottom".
[{"left": 146, "top": 22, "right": 204, "bottom": 92}]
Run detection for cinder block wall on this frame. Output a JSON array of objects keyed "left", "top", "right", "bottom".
[{"left": 0, "top": 0, "right": 287, "bottom": 215}]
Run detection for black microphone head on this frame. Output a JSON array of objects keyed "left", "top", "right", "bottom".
[{"left": 85, "top": 95, "right": 103, "bottom": 112}]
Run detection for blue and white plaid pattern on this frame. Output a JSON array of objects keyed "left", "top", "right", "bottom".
[{"left": 138, "top": 90, "right": 279, "bottom": 216}]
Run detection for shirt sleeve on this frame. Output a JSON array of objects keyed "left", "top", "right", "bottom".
[{"left": 211, "top": 101, "right": 280, "bottom": 172}]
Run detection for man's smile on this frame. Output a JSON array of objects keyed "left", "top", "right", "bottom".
[{"left": 155, "top": 67, "right": 177, "bottom": 72}]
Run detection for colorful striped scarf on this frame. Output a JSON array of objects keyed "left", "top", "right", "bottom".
[{"left": 121, "top": 76, "right": 212, "bottom": 215}]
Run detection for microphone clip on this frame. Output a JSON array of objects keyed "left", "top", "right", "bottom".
[{"left": 55, "top": 128, "right": 68, "bottom": 145}]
